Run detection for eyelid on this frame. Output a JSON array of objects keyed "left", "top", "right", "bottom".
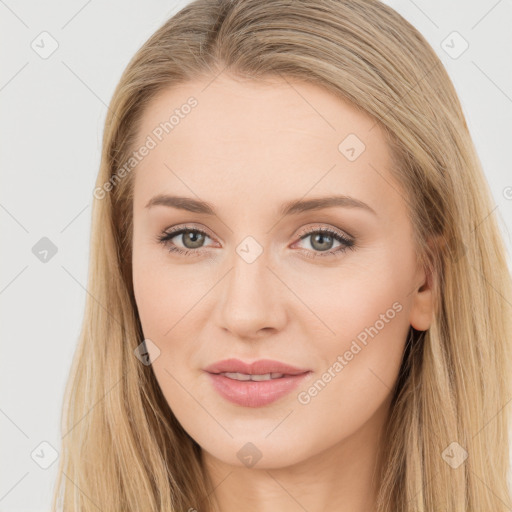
[
  {"left": 294, "top": 223, "right": 354, "bottom": 242},
  {"left": 162, "top": 223, "right": 218, "bottom": 242}
]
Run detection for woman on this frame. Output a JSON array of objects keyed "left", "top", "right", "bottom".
[{"left": 52, "top": 0, "right": 512, "bottom": 510}]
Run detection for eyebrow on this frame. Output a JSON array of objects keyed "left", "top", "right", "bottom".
[{"left": 145, "top": 194, "right": 377, "bottom": 216}]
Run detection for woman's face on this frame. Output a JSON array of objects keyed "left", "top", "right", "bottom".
[{"left": 131, "top": 74, "right": 433, "bottom": 469}]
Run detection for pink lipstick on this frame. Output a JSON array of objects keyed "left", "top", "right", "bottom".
[{"left": 203, "top": 358, "right": 312, "bottom": 407}]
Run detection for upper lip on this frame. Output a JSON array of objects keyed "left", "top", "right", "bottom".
[{"left": 203, "top": 358, "right": 310, "bottom": 376}]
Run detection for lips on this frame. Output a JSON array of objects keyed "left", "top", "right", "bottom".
[
  {"left": 203, "top": 358, "right": 310, "bottom": 376},
  {"left": 203, "top": 358, "right": 312, "bottom": 407}
]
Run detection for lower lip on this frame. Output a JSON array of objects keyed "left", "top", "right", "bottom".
[{"left": 206, "top": 372, "right": 311, "bottom": 407}]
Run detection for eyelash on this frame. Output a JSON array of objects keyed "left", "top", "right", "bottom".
[{"left": 156, "top": 224, "right": 356, "bottom": 259}]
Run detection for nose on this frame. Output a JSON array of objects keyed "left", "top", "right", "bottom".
[{"left": 214, "top": 249, "right": 288, "bottom": 340}]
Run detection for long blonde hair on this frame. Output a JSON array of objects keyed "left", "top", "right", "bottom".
[{"left": 52, "top": 0, "right": 512, "bottom": 510}]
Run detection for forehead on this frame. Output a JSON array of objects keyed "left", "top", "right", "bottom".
[
  {"left": 132, "top": 73, "right": 399, "bottom": 219},
  {"left": 135, "top": 73, "right": 379, "bottom": 148}
]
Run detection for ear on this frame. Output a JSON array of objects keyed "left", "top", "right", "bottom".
[
  {"left": 409, "top": 266, "right": 434, "bottom": 331},
  {"left": 409, "top": 238, "right": 440, "bottom": 331}
]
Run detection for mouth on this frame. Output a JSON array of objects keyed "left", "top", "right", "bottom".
[{"left": 203, "top": 358, "right": 312, "bottom": 407}]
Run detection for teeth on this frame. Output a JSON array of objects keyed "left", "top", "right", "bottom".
[
  {"left": 222, "top": 372, "right": 251, "bottom": 381},
  {"left": 220, "top": 372, "right": 285, "bottom": 381}
]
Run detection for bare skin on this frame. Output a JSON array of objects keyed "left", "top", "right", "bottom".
[{"left": 131, "top": 73, "right": 434, "bottom": 512}]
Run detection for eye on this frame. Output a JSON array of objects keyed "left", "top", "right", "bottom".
[
  {"left": 156, "top": 224, "right": 356, "bottom": 259},
  {"left": 292, "top": 226, "right": 355, "bottom": 259},
  {"left": 156, "top": 225, "right": 214, "bottom": 257}
]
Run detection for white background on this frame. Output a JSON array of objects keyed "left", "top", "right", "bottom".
[{"left": 1, "top": 0, "right": 511, "bottom": 510}]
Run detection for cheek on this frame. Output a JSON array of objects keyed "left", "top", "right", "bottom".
[
  {"left": 287, "top": 250, "right": 412, "bottom": 422},
  {"left": 132, "top": 246, "right": 199, "bottom": 338},
  {"left": 290, "top": 245, "right": 413, "bottom": 347},
  {"left": 132, "top": 257, "right": 202, "bottom": 411},
  {"left": 132, "top": 251, "right": 211, "bottom": 384},
  {"left": 133, "top": 265, "right": 166, "bottom": 338}
]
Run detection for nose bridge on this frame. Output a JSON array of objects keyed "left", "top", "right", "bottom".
[
  {"left": 229, "top": 240, "right": 269, "bottom": 297},
  {"left": 226, "top": 237, "right": 273, "bottom": 308},
  {"left": 215, "top": 236, "right": 286, "bottom": 336}
]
